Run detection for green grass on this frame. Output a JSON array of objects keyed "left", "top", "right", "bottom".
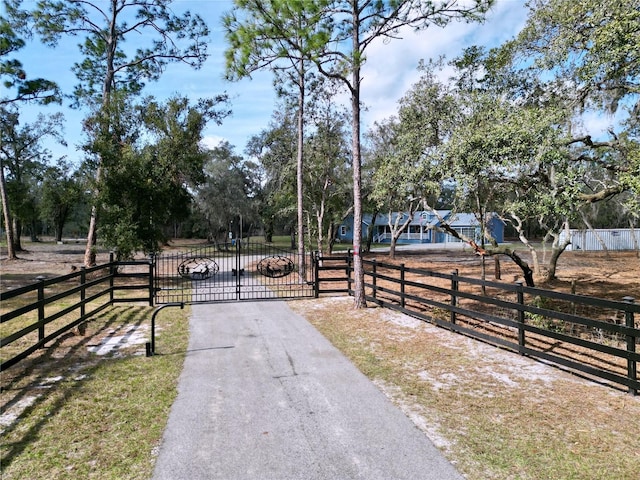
[
  {"left": 245, "top": 235, "right": 387, "bottom": 253},
  {"left": 0, "top": 304, "right": 190, "bottom": 480},
  {"left": 1, "top": 275, "right": 150, "bottom": 367}
]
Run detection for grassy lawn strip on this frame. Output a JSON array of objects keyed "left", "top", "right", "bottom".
[
  {"left": 291, "top": 297, "right": 640, "bottom": 480},
  {"left": 0, "top": 304, "right": 189, "bottom": 480}
]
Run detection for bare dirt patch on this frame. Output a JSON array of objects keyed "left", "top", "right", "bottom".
[
  {"left": 3, "top": 239, "right": 638, "bottom": 298},
  {"left": 363, "top": 246, "right": 640, "bottom": 300},
  {"left": 0, "top": 241, "right": 113, "bottom": 291},
  {"left": 2, "top": 240, "right": 639, "bottom": 479}
]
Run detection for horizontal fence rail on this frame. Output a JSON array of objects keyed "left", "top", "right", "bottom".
[
  {"left": 5, "top": 248, "right": 638, "bottom": 396},
  {"left": 1, "top": 255, "right": 152, "bottom": 370},
  {"left": 314, "top": 252, "right": 352, "bottom": 297},
  {"left": 315, "top": 253, "right": 639, "bottom": 395}
]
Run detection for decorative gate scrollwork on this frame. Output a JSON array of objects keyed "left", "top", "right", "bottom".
[
  {"left": 256, "top": 255, "right": 295, "bottom": 278},
  {"left": 154, "top": 242, "right": 314, "bottom": 304},
  {"left": 178, "top": 257, "right": 219, "bottom": 280}
]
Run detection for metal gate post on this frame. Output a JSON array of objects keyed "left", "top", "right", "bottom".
[
  {"left": 148, "top": 253, "right": 155, "bottom": 306},
  {"left": 235, "top": 239, "right": 241, "bottom": 300},
  {"left": 146, "top": 302, "right": 184, "bottom": 356},
  {"left": 313, "top": 251, "right": 320, "bottom": 298}
]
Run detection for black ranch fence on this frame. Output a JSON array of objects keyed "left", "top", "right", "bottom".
[
  {"left": 1, "top": 254, "right": 152, "bottom": 370},
  {"left": 315, "top": 253, "right": 639, "bottom": 395}
]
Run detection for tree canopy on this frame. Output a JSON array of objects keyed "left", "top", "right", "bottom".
[
  {"left": 2, "top": 0, "right": 638, "bottom": 285},
  {"left": 22, "top": 0, "right": 212, "bottom": 265},
  {"left": 0, "top": 0, "right": 60, "bottom": 105},
  {"left": 363, "top": 0, "right": 639, "bottom": 285}
]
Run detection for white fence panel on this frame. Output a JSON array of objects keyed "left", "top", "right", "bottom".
[{"left": 563, "top": 228, "right": 640, "bottom": 251}]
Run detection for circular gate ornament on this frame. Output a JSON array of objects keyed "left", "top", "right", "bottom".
[
  {"left": 178, "top": 257, "right": 219, "bottom": 280},
  {"left": 257, "top": 255, "right": 295, "bottom": 278}
]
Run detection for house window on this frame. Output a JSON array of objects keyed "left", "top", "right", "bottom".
[
  {"left": 340, "top": 225, "right": 347, "bottom": 236},
  {"left": 456, "top": 227, "right": 478, "bottom": 241}
]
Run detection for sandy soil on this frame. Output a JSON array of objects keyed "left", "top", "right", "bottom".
[
  {"left": 2, "top": 239, "right": 639, "bottom": 299},
  {"left": 1, "top": 241, "right": 139, "bottom": 291},
  {"left": 3, "top": 240, "right": 639, "bottom": 480},
  {"left": 365, "top": 246, "right": 640, "bottom": 301}
]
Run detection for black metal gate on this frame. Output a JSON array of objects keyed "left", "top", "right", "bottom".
[{"left": 153, "top": 242, "right": 315, "bottom": 304}]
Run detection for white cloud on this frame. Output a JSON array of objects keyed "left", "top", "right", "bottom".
[
  {"left": 11, "top": 0, "right": 530, "bottom": 159},
  {"left": 575, "top": 110, "right": 623, "bottom": 139},
  {"left": 200, "top": 135, "right": 226, "bottom": 150},
  {"left": 360, "top": 1, "right": 529, "bottom": 130}
]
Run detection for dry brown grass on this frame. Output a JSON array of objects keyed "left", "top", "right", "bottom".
[
  {"left": 3, "top": 241, "right": 639, "bottom": 478},
  {"left": 364, "top": 247, "right": 640, "bottom": 300},
  {"left": 291, "top": 296, "right": 640, "bottom": 480}
]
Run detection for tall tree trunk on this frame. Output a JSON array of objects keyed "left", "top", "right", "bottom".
[
  {"left": 543, "top": 246, "right": 563, "bottom": 282},
  {"left": 85, "top": 8, "right": 117, "bottom": 267},
  {"left": 388, "top": 213, "right": 412, "bottom": 259},
  {"left": 629, "top": 219, "right": 639, "bottom": 258},
  {"left": 581, "top": 209, "right": 609, "bottom": 256},
  {"left": 55, "top": 222, "right": 63, "bottom": 243},
  {"left": 542, "top": 223, "right": 571, "bottom": 283},
  {"left": 53, "top": 206, "right": 70, "bottom": 243},
  {"left": 13, "top": 217, "right": 23, "bottom": 251},
  {"left": 389, "top": 238, "right": 397, "bottom": 259},
  {"left": 509, "top": 212, "right": 541, "bottom": 276},
  {"left": 264, "top": 219, "right": 273, "bottom": 243},
  {"left": 84, "top": 203, "right": 98, "bottom": 266},
  {"left": 520, "top": 231, "right": 540, "bottom": 276},
  {"left": 316, "top": 211, "right": 324, "bottom": 256},
  {"left": 296, "top": 60, "right": 306, "bottom": 282},
  {"left": 327, "top": 222, "right": 336, "bottom": 255},
  {"left": 351, "top": 57, "right": 365, "bottom": 308},
  {"left": 29, "top": 219, "right": 38, "bottom": 242},
  {"left": 0, "top": 165, "right": 17, "bottom": 259},
  {"left": 315, "top": 176, "right": 330, "bottom": 255},
  {"left": 364, "top": 210, "right": 378, "bottom": 253}
]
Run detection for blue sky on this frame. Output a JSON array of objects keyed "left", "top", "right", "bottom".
[{"left": 13, "top": 0, "right": 530, "bottom": 164}]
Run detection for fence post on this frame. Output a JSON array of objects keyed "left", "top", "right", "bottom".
[
  {"left": 400, "top": 263, "right": 406, "bottom": 309},
  {"left": 623, "top": 296, "right": 637, "bottom": 396},
  {"left": 36, "top": 276, "right": 46, "bottom": 347},
  {"left": 148, "top": 253, "right": 155, "bottom": 306},
  {"left": 372, "top": 260, "right": 377, "bottom": 304},
  {"left": 516, "top": 281, "right": 526, "bottom": 353},
  {"left": 450, "top": 269, "right": 458, "bottom": 324},
  {"left": 347, "top": 250, "right": 353, "bottom": 296},
  {"left": 109, "top": 251, "right": 115, "bottom": 304},
  {"left": 313, "top": 251, "right": 320, "bottom": 298},
  {"left": 80, "top": 267, "right": 86, "bottom": 320}
]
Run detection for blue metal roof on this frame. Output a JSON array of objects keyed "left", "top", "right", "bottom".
[{"left": 371, "top": 210, "right": 452, "bottom": 226}]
